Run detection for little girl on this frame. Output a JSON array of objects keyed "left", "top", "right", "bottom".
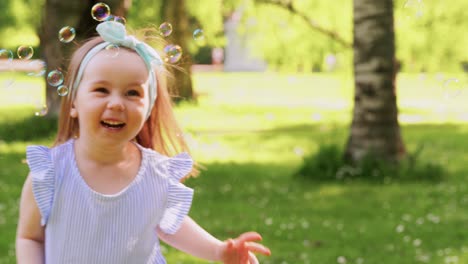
[{"left": 16, "top": 21, "right": 271, "bottom": 263}]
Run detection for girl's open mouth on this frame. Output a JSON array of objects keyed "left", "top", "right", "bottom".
[{"left": 101, "top": 120, "right": 126, "bottom": 129}]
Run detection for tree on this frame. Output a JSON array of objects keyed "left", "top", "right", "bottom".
[
  {"left": 40, "top": 0, "right": 129, "bottom": 117},
  {"left": 160, "top": 0, "right": 194, "bottom": 101},
  {"left": 344, "top": 0, "right": 406, "bottom": 162}
]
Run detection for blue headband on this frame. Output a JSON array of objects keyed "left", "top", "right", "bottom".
[{"left": 72, "top": 21, "right": 163, "bottom": 118}]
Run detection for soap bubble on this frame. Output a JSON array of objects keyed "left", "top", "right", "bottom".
[
  {"left": 105, "top": 15, "right": 126, "bottom": 25},
  {"left": 403, "top": 0, "right": 424, "bottom": 18},
  {"left": 193, "top": 29, "right": 205, "bottom": 44},
  {"left": 58, "top": 26, "right": 76, "bottom": 43},
  {"left": 0, "top": 49, "right": 14, "bottom": 61},
  {"left": 17, "top": 46, "right": 34, "bottom": 60},
  {"left": 105, "top": 44, "right": 120, "bottom": 58},
  {"left": 3, "top": 76, "right": 15, "bottom": 89},
  {"left": 26, "top": 60, "right": 47, "bottom": 77},
  {"left": 35, "top": 105, "right": 48, "bottom": 117},
  {"left": 47, "top": 70, "right": 64, "bottom": 87},
  {"left": 57, "top": 85, "right": 69, "bottom": 96},
  {"left": 113, "top": 16, "right": 126, "bottom": 25},
  {"left": 159, "top": 22, "right": 173, "bottom": 37},
  {"left": 442, "top": 78, "right": 462, "bottom": 99},
  {"left": 163, "top": 44, "right": 182, "bottom": 63},
  {"left": 91, "top": 3, "right": 111, "bottom": 21}
]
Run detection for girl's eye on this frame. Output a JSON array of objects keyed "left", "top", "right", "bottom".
[
  {"left": 94, "top": 87, "right": 108, "bottom": 93},
  {"left": 126, "top": 90, "right": 140, "bottom": 96}
]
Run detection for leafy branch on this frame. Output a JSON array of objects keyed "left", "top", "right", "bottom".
[{"left": 255, "top": 0, "right": 352, "bottom": 48}]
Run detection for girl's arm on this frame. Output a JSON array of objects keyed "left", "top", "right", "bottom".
[
  {"left": 16, "top": 174, "right": 45, "bottom": 264},
  {"left": 157, "top": 216, "right": 271, "bottom": 263}
]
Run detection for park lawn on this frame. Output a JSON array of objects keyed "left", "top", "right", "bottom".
[{"left": 0, "top": 72, "right": 467, "bottom": 263}]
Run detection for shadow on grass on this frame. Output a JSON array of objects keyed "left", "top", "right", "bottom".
[
  {"left": 264, "top": 123, "right": 468, "bottom": 184},
  {"left": 193, "top": 122, "right": 468, "bottom": 184},
  {"left": 0, "top": 109, "right": 57, "bottom": 142},
  {"left": 295, "top": 143, "right": 447, "bottom": 184}
]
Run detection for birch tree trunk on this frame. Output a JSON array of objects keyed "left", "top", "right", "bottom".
[{"left": 345, "top": 0, "right": 405, "bottom": 162}]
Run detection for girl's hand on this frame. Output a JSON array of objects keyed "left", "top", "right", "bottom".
[{"left": 221, "top": 232, "right": 271, "bottom": 264}]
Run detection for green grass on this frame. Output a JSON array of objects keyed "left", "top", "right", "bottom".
[{"left": 1, "top": 72, "right": 468, "bottom": 263}]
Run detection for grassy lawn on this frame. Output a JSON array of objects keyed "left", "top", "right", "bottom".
[{"left": 0, "top": 71, "right": 467, "bottom": 263}]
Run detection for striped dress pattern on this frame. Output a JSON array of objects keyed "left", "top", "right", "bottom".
[{"left": 26, "top": 139, "right": 194, "bottom": 264}]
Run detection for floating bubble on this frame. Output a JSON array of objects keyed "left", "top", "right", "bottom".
[
  {"left": 3, "top": 77, "right": 15, "bottom": 89},
  {"left": 57, "top": 85, "right": 69, "bottom": 96},
  {"left": 17, "top": 46, "right": 34, "bottom": 60},
  {"left": 0, "top": 49, "right": 14, "bottom": 61},
  {"left": 27, "top": 60, "right": 47, "bottom": 77},
  {"left": 47, "top": 70, "right": 64, "bottom": 87},
  {"left": 193, "top": 29, "right": 205, "bottom": 44},
  {"left": 403, "top": 0, "right": 424, "bottom": 18},
  {"left": 104, "top": 44, "right": 120, "bottom": 58},
  {"left": 104, "top": 14, "right": 114, "bottom": 21},
  {"left": 163, "top": 44, "right": 182, "bottom": 63},
  {"left": 113, "top": 16, "right": 126, "bottom": 25},
  {"left": 91, "top": 2, "right": 111, "bottom": 21},
  {"left": 58, "top": 26, "right": 76, "bottom": 43},
  {"left": 104, "top": 15, "right": 126, "bottom": 25},
  {"left": 159, "top": 22, "right": 173, "bottom": 37},
  {"left": 442, "top": 78, "right": 462, "bottom": 99},
  {"left": 35, "top": 105, "right": 48, "bottom": 117}
]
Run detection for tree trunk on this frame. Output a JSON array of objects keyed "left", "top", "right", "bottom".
[
  {"left": 40, "top": 0, "right": 130, "bottom": 117},
  {"left": 161, "top": 0, "right": 195, "bottom": 101},
  {"left": 345, "top": 0, "right": 405, "bottom": 162}
]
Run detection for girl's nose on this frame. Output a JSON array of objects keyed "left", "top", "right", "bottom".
[{"left": 107, "top": 96, "right": 125, "bottom": 111}]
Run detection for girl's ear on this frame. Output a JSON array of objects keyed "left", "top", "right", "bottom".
[{"left": 70, "top": 103, "right": 78, "bottom": 118}]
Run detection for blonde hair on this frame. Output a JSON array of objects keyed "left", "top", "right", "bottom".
[{"left": 54, "top": 36, "right": 198, "bottom": 178}]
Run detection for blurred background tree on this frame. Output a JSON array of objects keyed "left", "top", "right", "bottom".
[
  {"left": 1, "top": 0, "right": 467, "bottom": 73},
  {"left": 160, "top": 0, "right": 194, "bottom": 101},
  {"left": 1, "top": 0, "right": 467, "bottom": 118}
]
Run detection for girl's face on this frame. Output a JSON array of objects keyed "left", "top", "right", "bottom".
[{"left": 71, "top": 48, "right": 150, "bottom": 144}]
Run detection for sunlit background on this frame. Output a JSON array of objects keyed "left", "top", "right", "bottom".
[{"left": 1, "top": 0, "right": 468, "bottom": 263}]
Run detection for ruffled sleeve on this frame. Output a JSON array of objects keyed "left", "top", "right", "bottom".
[
  {"left": 26, "top": 145, "right": 55, "bottom": 226},
  {"left": 158, "top": 152, "right": 194, "bottom": 234}
]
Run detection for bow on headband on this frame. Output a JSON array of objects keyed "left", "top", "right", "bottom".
[{"left": 72, "top": 21, "right": 163, "bottom": 118}]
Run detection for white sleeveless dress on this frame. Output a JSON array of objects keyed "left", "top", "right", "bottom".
[{"left": 26, "top": 139, "right": 194, "bottom": 264}]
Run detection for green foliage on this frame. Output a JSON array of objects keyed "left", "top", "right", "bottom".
[
  {"left": 225, "top": 0, "right": 467, "bottom": 72},
  {"left": 185, "top": 0, "right": 225, "bottom": 46},
  {"left": 127, "top": 0, "right": 163, "bottom": 28},
  {"left": 394, "top": 0, "right": 468, "bottom": 72},
  {"left": 2, "top": 0, "right": 468, "bottom": 72},
  {"left": 192, "top": 45, "right": 213, "bottom": 64},
  {"left": 0, "top": 1, "right": 15, "bottom": 29},
  {"left": 0, "top": 0, "right": 43, "bottom": 49},
  {"left": 245, "top": 0, "right": 352, "bottom": 72}
]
